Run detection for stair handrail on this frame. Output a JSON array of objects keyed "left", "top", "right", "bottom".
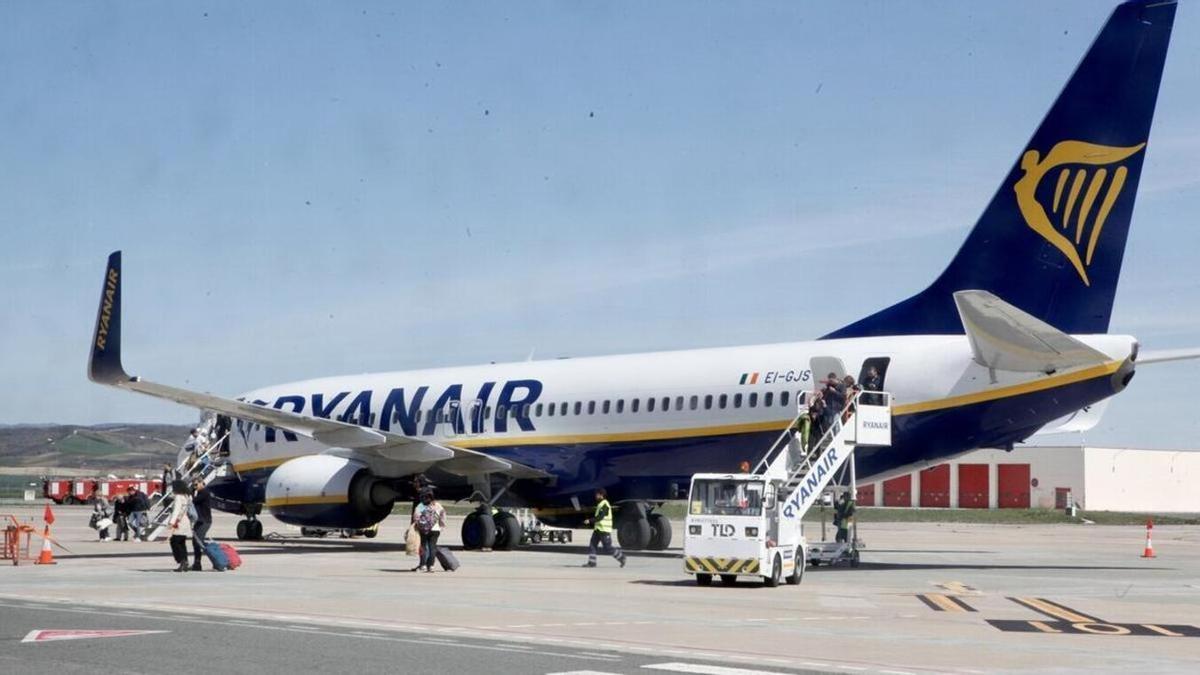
[{"left": 753, "top": 389, "right": 862, "bottom": 476}]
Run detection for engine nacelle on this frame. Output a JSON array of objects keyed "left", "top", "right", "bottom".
[{"left": 265, "top": 455, "right": 397, "bottom": 529}]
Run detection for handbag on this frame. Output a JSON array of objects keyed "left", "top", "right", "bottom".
[{"left": 405, "top": 526, "right": 420, "bottom": 556}]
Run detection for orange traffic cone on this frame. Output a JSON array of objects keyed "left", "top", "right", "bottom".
[
  {"left": 1141, "top": 519, "right": 1156, "bottom": 558},
  {"left": 34, "top": 525, "right": 55, "bottom": 565}
]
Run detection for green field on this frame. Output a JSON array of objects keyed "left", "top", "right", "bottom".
[{"left": 51, "top": 433, "right": 128, "bottom": 456}]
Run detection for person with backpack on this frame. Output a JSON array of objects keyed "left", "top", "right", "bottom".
[
  {"left": 166, "top": 479, "right": 194, "bottom": 572},
  {"left": 412, "top": 489, "right": 445, "bottom": 573},
  {"left": 190, "top": 479, "right": 213, "bottom": 571}
]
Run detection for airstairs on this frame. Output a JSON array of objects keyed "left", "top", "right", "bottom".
[
  {"left": 143, "top": 433, "right": 229, "bottom": 542},
  {"left": 752, "top": 390, "right": 892, "bottom": 523}
]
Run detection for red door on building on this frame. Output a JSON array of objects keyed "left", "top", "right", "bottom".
[
  {"left": 882, "top": 475, "right": 912, "bottom": 507},
  {"left": 857, "top": 483, "right": 876, "bottom": 507},
  {"left": 919, "top": 464, "right": 950, "bottom": 507},
  {"left": 997, "top": 464, "right": 1031, "bottom": 508},
  {"left": 958, "top": 464, "right": 989, "bottom": 508}
]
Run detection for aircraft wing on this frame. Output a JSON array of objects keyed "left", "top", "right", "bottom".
[
  {"left": 88, "top": 251, "right": 545, "bottom": 479},
  {"left": 953, "top": 290, "right": 1110, "bottom": 373}
]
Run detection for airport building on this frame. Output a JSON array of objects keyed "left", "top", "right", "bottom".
[{"left": 855, "top": 446, "right": 1200, "bottom": 513}]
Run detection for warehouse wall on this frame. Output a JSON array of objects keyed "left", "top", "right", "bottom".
[{"left": 1083, "top": 448, "right": 1200, "bottom": 512}]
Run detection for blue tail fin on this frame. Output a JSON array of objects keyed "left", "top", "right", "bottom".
[{"left": 825, "top": 1, "right": 1176, "bottom": 339}]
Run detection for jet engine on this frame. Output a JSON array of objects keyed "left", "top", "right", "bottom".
[{"left": 265, "top": 455, "right": 398, "bottom": 529}]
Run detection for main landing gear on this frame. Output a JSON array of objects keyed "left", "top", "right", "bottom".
[
  {"left": 460, "top": 506, "right": 523, "bottom": 551},
  {"left": 616, "top": 502, "right": 672, "bottom": 551},
  {"left": 236, "top": 504, "right": 264, "bottom": 541}
]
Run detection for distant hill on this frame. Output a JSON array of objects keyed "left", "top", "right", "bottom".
[{"left": 0, "top": 424, "right": 193, "bottom": 471}]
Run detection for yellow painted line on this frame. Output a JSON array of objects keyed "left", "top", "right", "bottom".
[
  {"left": 938, "top": 581, "right": 979, "bottom": 595},
  {"left": 1142, "top": 624, "right": 1185, "bottom": 637},
  {"left": 264, "top": 495, "right": 349, "bottom": 508},
  {"left": 920, "top": 593, "right": 968, "bottom": 612},
  {"left": 1028, "top": 620, "right": 1063, "bottom": 634},
  {"left": 1012, "top": 597, "right": 1099, "bottom": 623}
]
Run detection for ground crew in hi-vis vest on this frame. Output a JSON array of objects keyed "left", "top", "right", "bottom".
[{"left": 582, "top": 488, "right": 626, "bottom": 568}]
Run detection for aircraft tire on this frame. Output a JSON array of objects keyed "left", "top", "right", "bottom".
[
  {"left": 250, "top": 519, "right": 264, "bottom": 540},
  {"left": 647, "top": 513, "right": 672, "bottom": 550},
  {"left": 617, "top": 516, "right": 651, "bottom": 551},
  {"left": 461, "top": 512, "right": 496, "bottom": 550},
  {"left": 695, "top": 573, "right": 713, "bottom": 587},
  {"left": 763, "top": 554, "right": 782, "bottom": 588},
  {"left": 786, "top": 547, "right": 805, "bottom": 585},
  {"left": 236, "top": 520, "right": 249, "bottom": 541},
  {"left": 493, "top": 511, "right": 521, "bottom": 551}
]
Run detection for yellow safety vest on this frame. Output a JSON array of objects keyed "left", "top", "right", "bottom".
[{"left": 594, "top": 499, "right": 613, "bottom": 533}]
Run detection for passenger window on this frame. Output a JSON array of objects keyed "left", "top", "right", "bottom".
[
  {"left": 662, "top": 397, "right": 670, "bottom": 411},
  {"left": 535, "top": 403, "right": 544, "bottom": 417},
  {"left": 749, "top": 392, "right": 758, "bottom": 408},
  {"left": 415, "top": 409, "right": 424, "bottom": 424},
  {"left": 733, "top": 394, "right": 743, "bottom": 408},
  {"left": 485, "top": 406, "right": 492, "bottom": 418},
  {"left": 689, "top": 395, "right": 698, "bottom": 410},
  {"left": 522, "top": 404, "right": 531, "bottom": 417},
  {"left": 616, "top": 399, "right": 624, "bottom": 414},
  {"left": 560, "top": 402, "right": 567, "bottom": 416},
  {"left": 719, "top": 394, "right": 727, "bottom": 409},
  {"left": 547, "top": 404, "right": 554, "bottom": 417},
  {"left": 675, "top": 396, "right": 684, "bottom": 411},
  {"left": 764, "top": 392, "right": 774, "bottom": 407},
  {"left": 574, "top": 402, "right": 582, "bottom": 416},
  {"left": 780, "top": 391, "right": 789, "bottom": 407},
  {"left": 495, "top": 406, "right": 505, "bottom": 419},
  {"left": 603, "top": 400, "right": 611, "bottom": 414},
  {"left": 588, "top": 401, "right": 596, "bottom": 415},
  {"left": 647, "top": 397, "right": 655, "bottom": 412},
  {"left": 704, "top": 394, "right": 713, "bottom": 410},
  {"left": 632, "top": 398, "right": 640, "bottom": 413}
]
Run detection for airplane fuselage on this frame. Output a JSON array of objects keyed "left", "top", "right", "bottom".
[{"left": 211, "top": 333, "right": 1137, "bottom": 524}]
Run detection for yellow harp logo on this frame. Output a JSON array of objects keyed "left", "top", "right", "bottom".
[{"left": 1013, "top": 140, "right": 1145, "bottom": 286}]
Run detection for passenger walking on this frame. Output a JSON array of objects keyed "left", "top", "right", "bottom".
[
  {"left": 412, "top": 489, "right": 445, "bottom": 573},
  {"left": 190, "top": 479, "right": 213, "bottom": 571},
  {"left": 91, "top": 496, "right": 112, "bottom": 541},
  {"left": 807, "top": 391, "right": 826, "bottom": 448},
  {"left": 582, "top": 488, "right": 626, "bottom": 568},
  {"left": 113, "top": 494, "right": 130, "bottom": 541},
  {"left": 834, "top": 491, "right": 856, "bottom": 544},
  {"left": 821, "top": 374, "right": 845, "bottom": 431},
  {"left": 166, "top": 480, "right": 194, "bottom": 572},
  {"left": 126, "top": 486, "right": 151, "bottom": 541}
]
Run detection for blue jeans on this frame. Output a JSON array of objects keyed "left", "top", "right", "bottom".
[{"left": 419, "top": 530, "right": 440, "bottom": 569}]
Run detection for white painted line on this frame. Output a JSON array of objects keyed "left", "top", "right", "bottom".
[
  {"left": 286, "top": 625, "right": 320, "bottom": 631},
  {"left": 643, "top": 663, "right": 790, "bottom": 675}
]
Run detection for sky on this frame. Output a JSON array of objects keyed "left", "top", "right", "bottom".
[{"left": 1, "top": 1, "right": 1198, "bottom": 449}]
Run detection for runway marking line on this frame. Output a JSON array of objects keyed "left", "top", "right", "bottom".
[
  {"left": 1009, "top": 597, "right": 1098, "bottom": 623},
  {"left": 916, "top": 593, "right": 976, "bottom": 612},
  {"left": 22, "top": 629, "right": 169, "bottom": 644},
  {"left": 991, "top": 597, "right": 1200, "bottom": 637}
]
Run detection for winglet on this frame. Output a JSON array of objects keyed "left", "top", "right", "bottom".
[{"left": 88, "top": 251, "right": 131, "bottom": 384}]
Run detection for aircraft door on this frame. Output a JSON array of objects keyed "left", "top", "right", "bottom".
[
  {"left": 465, "top": 399, "right": 486, "bottom": 437},
  {"left": 809, "top": 356, "right": 846, "bottom": 388}
]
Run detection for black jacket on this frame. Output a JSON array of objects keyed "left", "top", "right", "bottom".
[
  {"left": 129, "top": 491, "right": 151, "bottom": 511},
  {"left": 192, "top": 487, "right": 213, "bottom": 522}
]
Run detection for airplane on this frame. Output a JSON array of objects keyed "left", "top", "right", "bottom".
[{"left": 88, "top": 0, "right": 1196, "bottom": 552}]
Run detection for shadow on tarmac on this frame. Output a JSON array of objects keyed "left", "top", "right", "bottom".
[{"left": 851, "top": 561, "right": 1172, "bottom": 571}]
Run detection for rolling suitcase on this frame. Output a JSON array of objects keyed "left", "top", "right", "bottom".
[
  {"left": 435, "top": 546, "right": 460, "bottom": 571},
  {"left": 218, "top": 542, "right": 242, "bottom": 570},
  {"left": 203, "top": 540, "right": 229, "bottom": 571}
]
